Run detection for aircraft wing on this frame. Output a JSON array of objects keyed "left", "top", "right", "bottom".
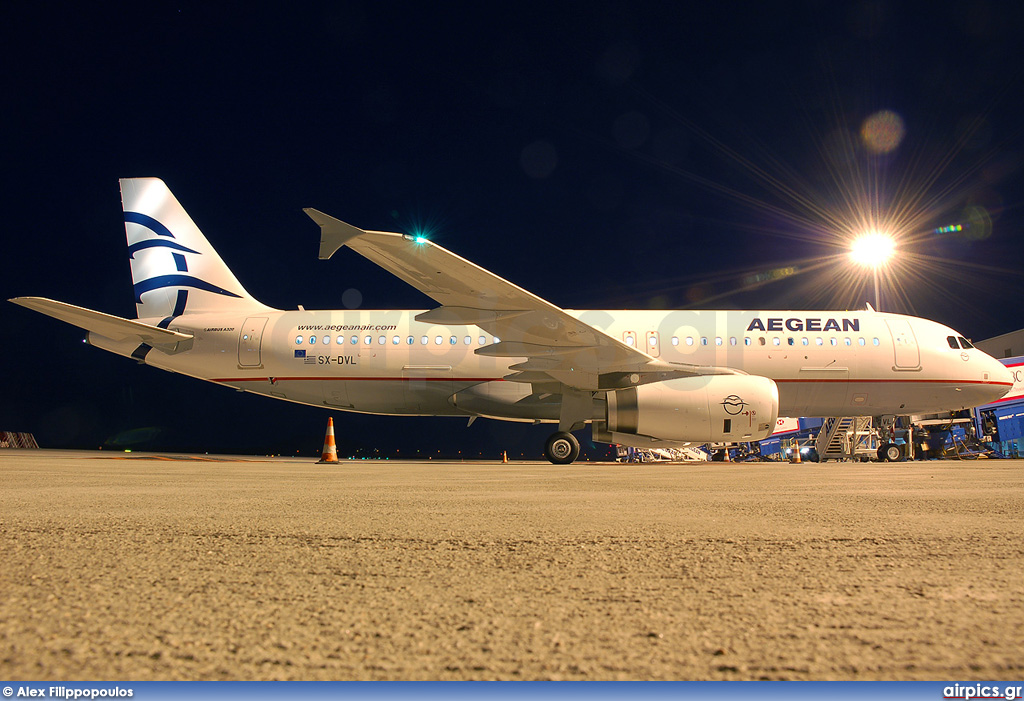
[
  {"left": 9, "top": 297, "right": 193, "bottom": 350},
  {"left": 306, "top": 211, "right": 739, "bottom": 390}
]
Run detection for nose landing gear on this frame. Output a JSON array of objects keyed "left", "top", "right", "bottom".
[{"left": 877, "top": 442, "right": 905, "bottom": 462}]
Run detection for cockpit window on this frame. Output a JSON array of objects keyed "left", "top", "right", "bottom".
[
  {"left": 947, "top": 336, "right": 958, "bottom": 349},
  {"left": 958, "top": 336, "right": 974, "bottom": 349}
]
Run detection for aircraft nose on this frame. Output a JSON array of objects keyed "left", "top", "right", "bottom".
[{"left": 982, "top": 354, "right": 1014, "bottom": 403}]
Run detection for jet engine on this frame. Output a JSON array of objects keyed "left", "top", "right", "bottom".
[{"left": 597, "top": 375, "right": 779, "bottom": 444}]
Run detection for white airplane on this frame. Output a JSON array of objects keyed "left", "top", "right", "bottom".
[{"left": 9, "top": 178, "right": 1014, "bottom": 463}]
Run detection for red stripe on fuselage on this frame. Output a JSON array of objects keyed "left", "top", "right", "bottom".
[{"left": 212, "top": 376, "right": 507, "bottom": 383}]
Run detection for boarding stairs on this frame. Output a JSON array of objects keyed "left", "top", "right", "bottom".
[
  {"left": 0, "top": 431, "right": 40, "bottom": 449},
  {"left": 814, "top": 417, "right": 874, "bottom": 461}
]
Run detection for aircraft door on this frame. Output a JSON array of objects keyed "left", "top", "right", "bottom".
[
  {"left": 885, "top": 318, "right": 920, "bottom": 370},
  {"left": 238, "top": 317, "right": 268, "bottom": 367},
  {"left": 645, "top": 331, "right": 661, "bottom": 357}
]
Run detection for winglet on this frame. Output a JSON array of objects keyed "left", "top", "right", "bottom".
[{"left": 304, "top": 208, "right": 367, "bottom": 260}]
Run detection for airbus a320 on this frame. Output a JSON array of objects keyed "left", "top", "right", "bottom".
[{"left": 10, "top": 178, "right": 1013, "bottom": 463}]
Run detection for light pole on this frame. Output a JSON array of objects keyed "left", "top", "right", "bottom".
[{"left": 849, "top": 231, "right": 895, "bottom": 310}]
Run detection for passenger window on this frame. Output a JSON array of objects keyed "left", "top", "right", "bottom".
[
  {"left": 479, "top": 336, "right": 486, "bottom": 345},
  {"left": 351, "top": 335, "right": 358, "bottom": 345},
  {"left": 378, "top": 335, "right": 385, "bottom": 345},
  {"left": 393, "top": 336, "right": 401, "bottom": 345},
  {"left": 450, "top": 336, "right": 457, "bottom": 345},
  {"left": 435, "top": 336, "right": 443, "bottom": 345},
  {"left": 872, "top": 338, "right": 880, "bottom": 346},
  {"left": 337, "top": 336, "right": 345, "bottom": 345},
  {"left": 671, "top": 336, "right": 679, "bottom": 346},
  {"left": 815, "top": 337, "right": 824, "bottom": 346},
  {"left": 830, "top": 338, "right": 837, "bottom": 346},
  {"left": 649, "top": 336, "right": 658, "bottom": 347},
  {"left": 421, "top": 336, "right": 429, "bottom": 345},
  {"left": 407, "top": 336, "right": 414, "bottom": 345},
  {"left": 787, "top": 337, "right": 794, "bottom": 346},
  {"left": 858, "top": 338, "right": 865, "bottom": 346},
  {"left": 801, "top": 338, "right": 809, "bottom": 346},
  {"left": 322, "top": 336, "right": 330, "bottom": 345},
  {"left": 844, "top": 337, "right": 852, "bottom": 346},
  {"left": 295, "top": 336, "right": 303, "bottom": 345},
  {"left": 772, "top": 337, "right": 781, "bottom": 346},
  {"left": 947, "top": 336, "right": 959, "bottom": 349},
  {"left": 744, "top": 337, "right": 751, "bottom": 346},
  {"left": 715, "top": 337, "right": 723, "bottom": 346},
  {"left": 625, "top": 336, "right": 635, "bottom": 347},
  {"left": 959, "top": 337, "right": 974, "bottom": 349},
  {"left": 685, "top": 337, "right": 694, "bottom": 346},
  {"left": 701, "top": 337, "right": 708, "bottom": 346},
  {"left": 365, "top": 335, "right": 372, "bottom": 345},
  {"left": 758, "top": 337, "right": 766, "bottom": 346},
  {"left": 729, "top": 337, "right": 737, "bottom": 346},
  {"left": 465, "top": 336, "right": 472, "bottom": 345},
  {"left": 309, "top": 336, "right": 317, "bottom": 345}
]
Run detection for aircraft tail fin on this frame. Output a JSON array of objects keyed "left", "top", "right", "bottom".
[{"left": 120, "top": 178, "right": 269, "bottom": 320}]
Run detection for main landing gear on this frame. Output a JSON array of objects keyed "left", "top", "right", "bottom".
[{"left": 545, "top": 431, "right": 580, "bottom": 465}]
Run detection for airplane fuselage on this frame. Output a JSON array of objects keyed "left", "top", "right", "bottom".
[
  {"left": 87, "top": 307, "right": 1009, "bottom": 423},
  {"left": 14, "top": 178, "right": 1014, "bottom": 463}
]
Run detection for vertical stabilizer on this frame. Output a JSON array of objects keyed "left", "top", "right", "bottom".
[{"left": 120, "top": 178, "right": 269, "bottom": 321}]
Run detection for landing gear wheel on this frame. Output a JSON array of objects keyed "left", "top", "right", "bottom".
[
  {"left": 877, "top": 442, "right": 904, "bottom": 462},
  {"left": 545, "top": 432, "right": 580, "bottom": 465}
]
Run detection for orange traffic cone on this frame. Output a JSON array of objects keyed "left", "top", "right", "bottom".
[
  {"left": 502, "top": 450, "right": 508, "bottom": 464},
  {"left": 791, "top": 442, "right": 802, "bottom": 464},
  {"left": 317, "top": 417, "right": 339, "bottom": 464}
]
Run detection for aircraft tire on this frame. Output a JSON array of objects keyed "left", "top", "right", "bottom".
[
  {"left": 545, "top": 432, "right": 580, "bottom": 465},
  {"left": 877, "top": 442, "right": 905, "bottom": 462}
]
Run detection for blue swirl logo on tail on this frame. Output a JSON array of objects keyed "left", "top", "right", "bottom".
[
  {"left": 125, "top": 211, "right": 243, "bottom": 303},
  {"left": 133, "top": 274, "right": 243, "bottom": 303}
]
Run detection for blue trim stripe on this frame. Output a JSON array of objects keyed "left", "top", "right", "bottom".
[
  {"left": 172, "top": 252, "right": 188, "bottom": 272},
  {"left": 156, "top": 291, "right": 189, "bottom": 327},
  {"left": 172, "top": 289, "right": 188, "bottom": 316},
  {"left": 130, "top": 343, "right": 152, "bottom": 363},
  {"left": 134, "top": 275, "right": 241, "bottom": 302},
  {"left": 124, "top": 211, "right": 175, "bottom": 238},
  {"left": 127, "top": 240, "right": 200, "bottom": 258}
]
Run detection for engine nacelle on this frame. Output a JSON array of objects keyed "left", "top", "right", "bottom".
[{"left": 603, "top": 375, "right": 779, "bottom": 443}]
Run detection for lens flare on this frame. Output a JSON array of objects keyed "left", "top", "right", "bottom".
[
  {"left": 574, "top": 85, "right": 1016, "bottom": 321},
  {"left": 861, "top": 110, "right": 906, "bottom": 154},
  {"left": 849, "top": 231, "right": 896, "bottom": 267}
]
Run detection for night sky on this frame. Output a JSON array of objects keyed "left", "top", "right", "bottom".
[{"left": 3, "top": 2, "right": 1023, "bottom": 458}]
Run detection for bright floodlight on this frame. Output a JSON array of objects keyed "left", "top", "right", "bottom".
[{"left": 849, "top": 231, "right": 895, "bottom": 267}]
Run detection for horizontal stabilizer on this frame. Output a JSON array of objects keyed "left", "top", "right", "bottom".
[{"left": 9, "top": 297, "right": 193, "bottom": 349}]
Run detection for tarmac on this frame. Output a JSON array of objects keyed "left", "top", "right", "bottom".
[{"left": 1, "top": 449, "right": 1023, "bottom": 680}]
